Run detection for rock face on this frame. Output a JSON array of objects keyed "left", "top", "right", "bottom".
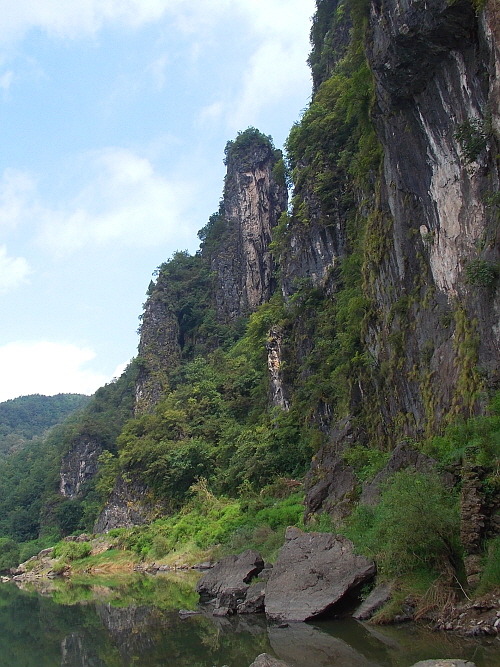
[
  {"left": 249, "top": 655, "right": 290, "bottom": 667},
  {"left": 196, "top": 549, "right": 264, "bottom": 615},
  {"left": 359, "top": 442, "right": 450, "bottom": 506},
  {"left": 209, "top": 133, "right": 288, "bottom": 322},
  {"left": 353, "top": 582, "right": 393, "bottom": 621},
  {"left": 264, "top": 528, "right": 376, "bottom": 622},
  {"left": 304, "top": 419, "right": 360, "bottom": 522},
  {"left": 59, "top": 435, "right": 102, "bottom": 499},
  {"left": 364, "top": 0, "right": 500, "bottom": 434},
  {"left": 135, "top": 291, "right": 181, "bottom": 415},
  {"left": 94, "top": 477, "right": 160, "bottom": 533},
  {"left": 266, "top": 327, "right": 289, "bottom": 410}
]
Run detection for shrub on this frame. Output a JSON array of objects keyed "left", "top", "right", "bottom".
[
  {"left": 455, "top": 118, "right": 487, "bottom": 164},
  {"left": 476, "top": 535, "right": 500, "bottom": 594},
  {"left": 0, "top": 537, "right": 20, "bottom": 571},
  {"left": 344, "top": 471, "right": 462, "bottom": 578},
  {"left": 465, "top": 258, "right": 498, "bottom": 288},
  {"left": 52, "top": 541, "right": 92, "bottom": 561}
]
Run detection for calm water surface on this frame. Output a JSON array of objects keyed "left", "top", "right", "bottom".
[{"left": 0, "top": 574, "right": 498, "bottom": 667}]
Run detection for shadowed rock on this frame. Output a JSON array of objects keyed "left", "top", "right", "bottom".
[
  {"left": 196, "top": 549, "right": 264, "bottom": 615},
  {"left": 249, "top": 654, "right": 290, "bottom": 667},
  {"left": 265, "top": 528, "right": 375, "bottom": 622},
  {"left": 353, "top": 582, "right": 393, "bottom": 621}
]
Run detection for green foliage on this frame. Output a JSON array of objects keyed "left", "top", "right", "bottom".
[
  {"left": 0, "top": 537, "right": 20, "bottom": 572},
  {"left": 476, "top": 535, "right": 500, "bottom": 594},
  {"left": 52, "top": 540, "right": 92, "bottom": 562},
  {"left": 342, "top": 445, "right": 390, "bottom": 483},
  {"left": 455, "top": 118, "right": 488, "bottom": 164},
  {"left": 224, "top": 127, "right": 274, "bottom": 166},
  {"left": 0, "top": 393, "right": 89, "bottom": 458},
  {"left": 118, "top": 483, "right": 304, "bottom": 563},
  {"left": 344, "top": 471, "right": 462, "bottom": 578},
  {"left": 465, "top": 258, "right": 498, "bottom": 288},
  {"left": 423, "top": 392, "right": 500, "bottom": 494}
]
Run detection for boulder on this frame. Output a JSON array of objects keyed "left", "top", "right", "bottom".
[
  {"left": 265, "top": 528, "right": 375, "bottom": 622},
  {"left": 237, "top": 582, "right": 266, "bottom": 614},
  {"left": 410, "top": 662, "right": 476, "bottom": 667},
  {"left": 249, "top": 654, "right": 290, "bottom": 667},
  {"left": 353, "top": 581, "right": 393, "bottom": 621},
  {"left": 196, "top": 549, "right": 264, "bottom": 610}
]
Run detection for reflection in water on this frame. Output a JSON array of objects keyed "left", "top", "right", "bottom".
[{"left": 0, "top": 576, "right": 498, "bottom": 667}]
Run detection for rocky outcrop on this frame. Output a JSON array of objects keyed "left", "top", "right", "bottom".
[
  {"left": 363, "top": 0, "right": 500, "bottom": 435},
  {"left": 196, "top": 549, "right": 264, "bottom": 615},
  {"left": 135, "top": 292, "right": 181, "bottom": 414},
  {"left": 360, "top": 442, "right": 452, "bottom": 506},
  {"left": 266, "top": 327, "right": 289, "bottom": 410},
  {"left": 59, "top": 435, "right": 102, "bottom": 499},
  {"left": 94, "top": 477, "right": 161, "bottom": 533},
  {"left": 353, "top": 582, "right": 393, "bottom": 621},
  {"left": 209, "top": 133, "right": 287, "bottom": 322},
  {"left": 264, "top": 527, "right": 375, "bottom": 622},
  {"left": 249, "top": 655, "right": 290, "bottom": 667},
  {"left": 411, "top": 662, "right": 476, "bottom": 667},
  {"left": 304, "top": 418, "right": 360, "bottom": 521}
]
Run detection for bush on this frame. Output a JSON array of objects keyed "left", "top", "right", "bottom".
[
  {"left": 52, "top": 541, "right": 92, "bottom": 561},
  {"left": 344, "top": 471, "right": 462, "bottom": 578},
  {"left": 0, "top": 537, "right": 20, "bottom": 571},
  {"left": 465, "top": 258, "right": 498, "bottom": 288},
  {"left": 477, "top": 535, "right": 500, "bottom": 594}
]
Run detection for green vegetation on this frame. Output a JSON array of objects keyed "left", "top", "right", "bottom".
[
  {"left": 0, "top": 537, "right": 20, "bottom": 572},
  {"left": 465, "top": 258, "right": 498, "bottom": 288},
  {"left": 0, "top": 363, "right": 138, "bottom": 547},
  {"left": 0, "top": 393, "right": 89, "bottom": 457},
  {"left": 455, "top": 117, "right": 488, "bottom": 164},
  {"left": 344, "top": 471, "right": 462, "bottom": 578},
  {"left": 115, "top": 484, "right": 304, "bottom": 564}
]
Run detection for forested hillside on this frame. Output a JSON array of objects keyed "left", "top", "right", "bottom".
[
  {"left": 1, "top": 0, "right": 499, "bottom": 618},
  {"left": 0, "top": 394, "right": 89, "bottom": 457}
]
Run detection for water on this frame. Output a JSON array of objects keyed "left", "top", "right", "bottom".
[{"left": 0, "top": 575, "right": 498, "bottom": 667}]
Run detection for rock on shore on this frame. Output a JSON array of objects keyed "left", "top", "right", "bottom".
[{"left": 265, "top": 527, "right": 376, "bottom": 622}]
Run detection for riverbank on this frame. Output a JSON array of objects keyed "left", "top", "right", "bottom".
[{"left": 4, "top": 530, "right": 500, "bottom": 642}]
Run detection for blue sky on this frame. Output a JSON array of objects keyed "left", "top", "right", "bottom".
[{"left": 0, "top": 0, "right": 315, "bottom": 402}]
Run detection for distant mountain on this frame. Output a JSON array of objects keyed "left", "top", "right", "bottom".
[{"left": 0, "top": 394, "right": 90, "bottom": 457}]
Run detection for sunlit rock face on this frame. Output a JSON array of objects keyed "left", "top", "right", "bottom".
[
  {"left": 363, "top": 0, "right": 500, "bottom": 433},
  {"left": 94, "top": 476, "right": 162, "bottom": 533},
  {"left": 211, "top": 139, "right": 288, "bottom": 322},
  {"left": 59, "top": 435, "right": 102, "bottom": 499}
]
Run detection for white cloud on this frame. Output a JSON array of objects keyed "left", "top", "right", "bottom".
[
  {"left": 0, "top": 168, "right": 36, "bottom": 230},
  {"left": 0, "top": 341, "right": 109, "bottom": 402},
  {"left": 0, "top": 0, "right": 183, "bottom": 44},
  {"left": 0, "top": 245, "right": 30, "bottom": 293},
  {"left": 0, "top": 70, "right": 13, "bottom": 92},
  {"left": 228, "top": 37, "right": 311, "bottom": 132},
  {"left": 0, "top": 149, "right": 196, "bottom": 256}
]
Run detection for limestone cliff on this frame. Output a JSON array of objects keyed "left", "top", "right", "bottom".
[
  {"left": 207, "top": 130, "right": 288, "bottom": 322},
  {"left": 59, "top": 435, "right": 102, "bottom": 499},
  {"left": 278, "top": 0, "right": 500, "bottom": 519},
  {"left": 365, "top": 0, "right": 500, "bottom": 435}
]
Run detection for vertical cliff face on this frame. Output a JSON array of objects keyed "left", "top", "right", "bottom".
[
  {"left": 135, "top": 289, "right": 181, "bottom": 415},
  {"left": 59, "top": 435, "right": 102, "bottom": 499},
  {"left": 208, "top": 130, "right": 288, "bottom": 322},
  {"left": 364, "top": 0, "right": 500, "bottom": 435},
  {"left": 285, "top": 0, "right": 499, "bottom": 517}
]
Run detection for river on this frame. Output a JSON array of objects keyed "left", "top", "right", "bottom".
[{"left": 0, "top": 574, "right": 498, "bottom": 666}]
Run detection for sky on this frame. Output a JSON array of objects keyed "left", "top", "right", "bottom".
[{"left": 0, "top": 0, "right": 316, "bottom": 403}]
